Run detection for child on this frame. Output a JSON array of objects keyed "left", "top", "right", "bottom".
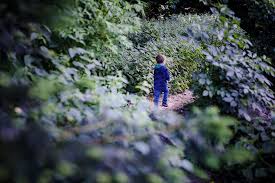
[{"left": 153, "top": 54, "right": 170, "bottom": 108}]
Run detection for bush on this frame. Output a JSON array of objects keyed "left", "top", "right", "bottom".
[
  {"left": 142, "top": 0, "right": 275, "bottom": 62},
  {"left": 187, "top": 6, "right": 275, "bottom": 121},
  {"left": 225, "top": 116, "right": 275, "bottom": 182},
  {"left": 183, "top": 107, "right": 253, "bottom": 172},
  {"left": 185, "top": 5, "right": 275, "bottom": 181},
  {"left": 0, "top": 78, "right": 251, "bottom": 182},
  {"left": 118, "top": 14, "right": 217, "bottom": 94},
  {"left": 202, "top": 0, "right": 275, "bottom": 62},
  {"left": 0, "top": 1, "right": 269, "bottom": 182}
]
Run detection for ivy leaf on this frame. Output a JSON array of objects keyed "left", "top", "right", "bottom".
[
  {"left": 30, "top": 32, "right": 39, "bottom": 41},
  {"left": 223, "top": 96, "right": 233, "bottom": 103},
  {"left": 134, "top": 142, "right": 150, "bottom": 155},
  {"left": 199, "top": 78, "right": 205, "bottom": 85},
  {"left": 40, "top": 46, "right": 52, "bottom": 59},
  {"left": 230, "top": 101, "right": 237, "bottom": 107},
  {"left": 180, "top": 159, "right": 194, "bottom": 172},
  {"left": 243, "top": 88, "right": 249, "bottom": 94},
  {"left": 243, "top": 112, "right": 251, "bottom": 122},
  {"left": 24, "top": 55, "right": 35, "bottom": 67},
  {"left": 226, "top": 70, "right": 234, "bottom": 77},
  {"left": 69, "top": 47, "right": 86, "bottom": 58},
  {"left": 203, "top": 90, "right": 208, "bottom": 96},
  {"left": 206, "top": 79, "right": 212, "bottom": 85}
]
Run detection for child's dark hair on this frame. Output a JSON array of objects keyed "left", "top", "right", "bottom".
[{"left": 156, "top": 54, "right": 165, "bottom": 64}]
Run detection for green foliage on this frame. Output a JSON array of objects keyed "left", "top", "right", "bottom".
[
  {"left": 120, "top": 14, "right": 216, "bottom": 93},
  {"left": 1, "top": 0, "right": 274, "bottom": 182},
  {"left": 1, "top": 78, "right": 249, "bottom": 182},
  {"left": 184, "top": 4, "right": 275, "bottom": 181},
  {"left": 211, "top": 116, "right": 275, "bottom": 182},
  {"left": 39, "top": 76, "right": 153, "bottom": 128},
  {"left": 0, "top": 0, "right": 74, "bottom": 24},
  {"left": 29, "top": 79, "right": 63, "bottom": 100},
  {"left": 187, "top": 5, "right": 274, "bottom": 121},
  {"left": 237, "top": 0, "right": 275, "bottom": 61},
  {"left": 183, "top": 107, "right": 252, "bottom": 171},
  {"left": 218, "top": 0, "right": 275, "bottom": 61},
  {"left": 57, "top": 0, "right": 143, "bottom": 51},
  {"left": 140, "top": 0, "right": 210, "bottom": 18},
  {"left": 142, "top": 0, "right": 275, "bottom": 65}
]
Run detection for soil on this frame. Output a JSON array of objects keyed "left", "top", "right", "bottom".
[{"left": 148, "top": 90, "right": 195, "bottom": 112}]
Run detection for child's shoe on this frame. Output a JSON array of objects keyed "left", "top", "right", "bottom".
[{"left": 162, "top": 104, "right": 168, "bottom": 107}]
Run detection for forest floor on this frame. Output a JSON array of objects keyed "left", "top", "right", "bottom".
[
  {"left": 148, "top": 90, "right": 196, "bottom": 113},
  {"left": 149, "top": 91, "right": 210, "bottom": 183}
]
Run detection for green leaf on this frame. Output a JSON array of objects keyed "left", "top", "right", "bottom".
[{"left": 203, "top": 90, "right": 209, "bottom": 96}]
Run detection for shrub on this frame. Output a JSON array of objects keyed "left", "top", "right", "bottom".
[
  {"left": 0, "top": 1, "right": 265, "bottom": 182},
  {"left": 0, "top": 77, "right": 251, "bottom": 182},
  {"left": 202, "top": 0, "right": 275, "bottom": 61},
  {"left": 118, "top": 14, "right": 217, "bottom": 94},
  {"left": 187, "top": 6, "right": 275, "bottom": 121},
  {"left": 224, "top": 116, "right": 275, "bottom": 181},
  {"left": 185, "top": 5, "right": 275, "bottom": 181},
  {"left": 183, "top": 107, "right": 253, "bottom": 172}
]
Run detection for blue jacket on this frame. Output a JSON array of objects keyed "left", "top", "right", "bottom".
[{"left": 154, "top": 64, "right": 170, "bottom": 91}]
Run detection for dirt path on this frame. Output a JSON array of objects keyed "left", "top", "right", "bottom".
[
  {"left": 149, "top": 91, "right": 206, "bottom": 183},
  {"left": 149, "top": 90, "right": 195, "bottom": 112}
]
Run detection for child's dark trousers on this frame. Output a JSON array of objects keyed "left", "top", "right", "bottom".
[{"left": 153, "top": 87, "right": 169, "bottom": 107}]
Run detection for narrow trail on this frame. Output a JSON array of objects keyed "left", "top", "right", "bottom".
[
  {"left": 149, "top": 90, "right": 195, "bottom": 112},
  {"left": 150, "top": 91, "right": 204, "bottom": 183}
]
